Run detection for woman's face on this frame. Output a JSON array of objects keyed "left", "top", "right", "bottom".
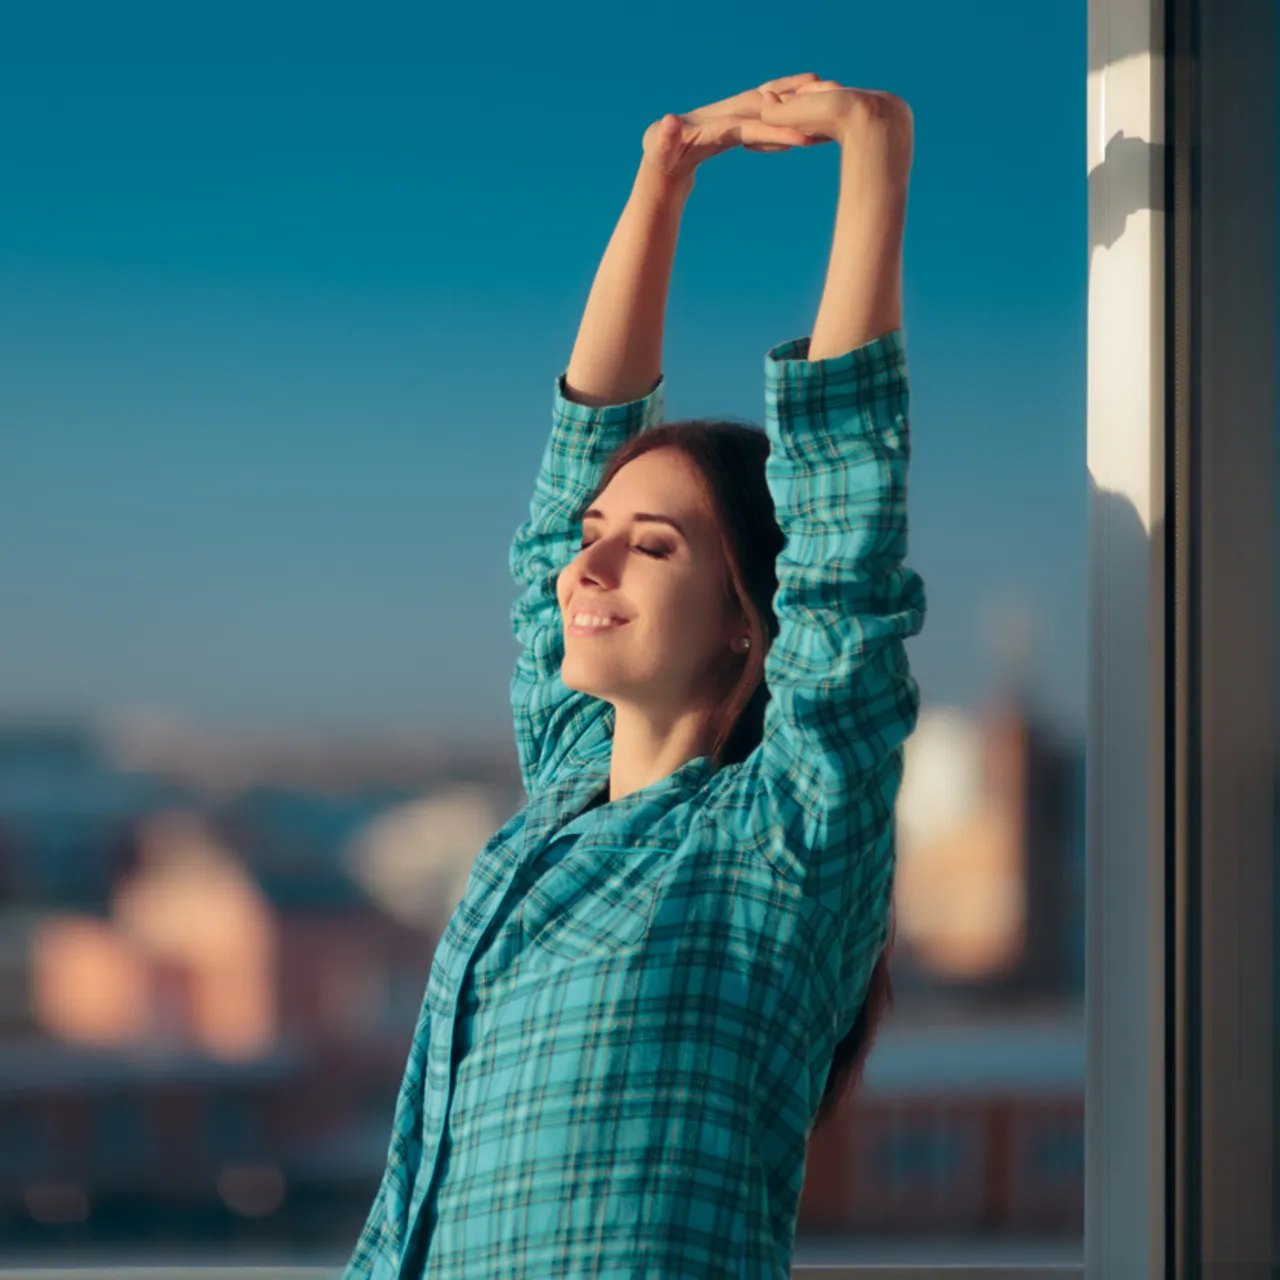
[{"left": 557, "top": 446, "right": 746, "bottom": 719}]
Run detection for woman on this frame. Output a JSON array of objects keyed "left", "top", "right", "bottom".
[{"left": 345, "top": 72, "right": 925, "bottom": 1279}]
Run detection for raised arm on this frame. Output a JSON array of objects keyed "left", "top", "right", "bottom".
[
  {"left": 561, "top": 161, "right": 692, "bottom": 405},
  {"left": 510, "top": 75, "right": 824, "bottom": 796},
  {"left": 509, "top": 165, "right": 679, "bottom": 796},
  {"left": 762, "top": 82, "right": 913, "bottom": 357},
  {"left": 748, "top": 86, "right": 925, "bottom": 914}
]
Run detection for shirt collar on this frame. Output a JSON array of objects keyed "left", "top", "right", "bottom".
[{"left": 525, "top": 749, "right": 716, "bottom": 852}]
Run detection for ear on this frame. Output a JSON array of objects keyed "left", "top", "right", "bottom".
[{"left": 726, "top": 602, "right": 753, "bottom": 652}]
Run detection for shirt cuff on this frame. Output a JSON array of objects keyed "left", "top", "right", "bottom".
[
  {"left": 764, "top": 328, "right": 908, "bottom": 447},
  {"left": 552, "top": 371, "right": 667, "bottom": 431},
  {"left": 765, "top": 327, "right": 906, "bottom": 382}
]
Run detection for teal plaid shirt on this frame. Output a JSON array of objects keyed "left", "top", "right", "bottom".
[{"left": 343, "top": 328, "right": 925, "bottom": 1279}]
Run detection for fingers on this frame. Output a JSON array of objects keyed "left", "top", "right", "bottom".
[
  {"left": 758, "top": 91, "right": 846, "bottom": 135},
  {"left": 758, "top": 72, "right": 821, "bottom": 94},
  {"left": 737, "top": 119, "right": 816, "bottom": 149},
  {"left": 744, "top": 135, "right": 836, "bottom": 152},
  {"left": 686, "top": 76, "right": 828, "bottom": 126}
]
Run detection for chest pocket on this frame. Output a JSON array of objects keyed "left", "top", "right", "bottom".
[{"left": 519, "top": 839, "right": 659, "bottom": 965}]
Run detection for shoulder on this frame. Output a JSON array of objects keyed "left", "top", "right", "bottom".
[{"left": 688, "top": 751, "right": 899, "bottom": 917}]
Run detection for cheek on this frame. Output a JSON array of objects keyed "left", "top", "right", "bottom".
[
  {"left": 657, "top": 575, "right": 725, "bottom": 640},
  {"left": 556, "top": 567, "right": 576, "bottom": 610}
]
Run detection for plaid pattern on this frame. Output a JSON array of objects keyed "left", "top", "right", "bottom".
[{"left": 342, "top": 328, "right": 925, "bottom": 1279}]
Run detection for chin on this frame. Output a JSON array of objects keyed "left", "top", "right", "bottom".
[
  {"left": 560, "top": 661, "right": 606, "bottom": 700},
  {"left": 560, "top": 658, "right": 628, "bottom": 703}
]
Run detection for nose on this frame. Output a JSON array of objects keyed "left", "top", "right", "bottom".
[{"left": 576, "top": 536, "right": 623, "bottom": 588}]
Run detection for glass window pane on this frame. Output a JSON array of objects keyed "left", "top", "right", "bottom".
[{"left": 0, "top": 4, "right": 1086, "bottom": 1271}]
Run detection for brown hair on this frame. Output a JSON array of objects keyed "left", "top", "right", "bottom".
[{"left": 590, "top": 419, "right": 895, "bottom": 1128}]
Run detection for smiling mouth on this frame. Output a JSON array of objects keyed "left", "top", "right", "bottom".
[{"left": 567, "top": 616, "right": 630, "bottom": 635}]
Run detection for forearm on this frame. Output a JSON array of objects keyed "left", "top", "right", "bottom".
[
  {"left": 563, "top": 161, "right": 694, "bottom": 406},
  {"left": 808, "top": 138, "right": 908, "bottom": 362}
]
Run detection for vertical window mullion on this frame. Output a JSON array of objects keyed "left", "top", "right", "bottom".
[{"left": 1085, "top": 0, "right": 1170, "bottom": 1275}]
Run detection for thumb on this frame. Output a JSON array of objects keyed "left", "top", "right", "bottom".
[{"left": 644, "top": 112, "right": 684, "bottom": 161}]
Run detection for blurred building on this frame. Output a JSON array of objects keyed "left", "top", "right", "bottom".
[
  {"left": 6, "top": 805, "right": 450, "bottom": 1058},
  {"left": 0, "top": 725, "right": 190, "bottom": 909},
  {"left": 799, "top": 1010, "right": 1084, "bottom": 1237},
  {"left": 0, "top": 721, "right": 524, "bottom": 1055},
  {"left": 892, "top": 697, "right": 1083, "bottom": 1004},
  {"left": 0, "top": 1009, "right": 1085, "bottom": 1248},
  {"left": 0, "top": 715, "right": 1088, "bottom": 1249},
  {"left": 0, "top": 721, "right": 518, "bottom": 1249}
]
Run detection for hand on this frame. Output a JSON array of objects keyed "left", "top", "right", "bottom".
[
  {"left": 759, "top": 80, "right": 914, "bottom": 183},
  {"left": 640, "top": 72, "right": 835, "bottom": 182}
]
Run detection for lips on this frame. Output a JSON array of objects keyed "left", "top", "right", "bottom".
[{"left": 567, "top": 614, "right": 631, "bottom": 636}]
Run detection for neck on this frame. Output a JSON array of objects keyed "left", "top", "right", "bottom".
[{"left": 605, "top": 700, "right": 716, "bottom": 803}]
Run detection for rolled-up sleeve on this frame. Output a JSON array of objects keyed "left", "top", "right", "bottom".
[
  {"left": 508, "top": 371, "right": 666, "bottom": 796},
  {"left": 754, "top": 327, "right": 926, "bottom": 914}
]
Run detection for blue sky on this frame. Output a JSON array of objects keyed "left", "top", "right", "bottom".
[{"left": 0, "top": 0, "right": 1088, "bottom": 752}]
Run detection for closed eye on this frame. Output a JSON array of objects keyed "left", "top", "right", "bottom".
[{"left": 577, "top": 539, "right": 670, "bottom": 559}]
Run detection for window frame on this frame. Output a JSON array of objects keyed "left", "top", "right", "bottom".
[
  {"left": 1082, "top": 0, "right": 1171, "bottom": 1272},
  {"left": 1165, "top": 0, "right": 1276, "bottom": 1275}
]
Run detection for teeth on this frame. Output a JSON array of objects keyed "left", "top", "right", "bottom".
[{"left": 573, "top": 613, "right": 624, "bottom": 628}]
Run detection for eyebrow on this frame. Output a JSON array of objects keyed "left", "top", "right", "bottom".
[{"left": 581, "top": 508, "right": 688, "bottom": 540}]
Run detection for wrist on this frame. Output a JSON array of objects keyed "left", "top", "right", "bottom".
[
  {"left": 633, "top": 157, "right": 696, "bottom": 207},
  {"left": 836, "top": 116, "right": 913, "bottom": 194}
]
